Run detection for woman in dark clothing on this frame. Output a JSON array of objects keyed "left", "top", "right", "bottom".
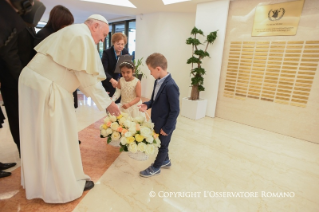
[
  {"left": 34, "top": 5, "right": 80, "bottom": 108},
  {"left": 101, "top": 33, "right": 129, "bottom": 101},
  {"left": 34, "top": 5, "right": 74, "bottom": 46}
]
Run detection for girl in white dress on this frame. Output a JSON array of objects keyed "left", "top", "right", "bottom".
[{"left": 112, "top": 61, "right": 145, "bottom": 118}]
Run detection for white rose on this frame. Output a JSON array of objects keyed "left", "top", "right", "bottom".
[
  {"left": 155, "top": 137, "right": 161, "bottom": 147},
  {"left": 145, "top": 144, "right": 155, "bottom": 155},
  {"left": 104, "top": 117, "right": 110, "bottom": 123},
  {"left": 140, "top": 126, "right": 152, "bottom": 137},
  {"left": 101, "top": 129, "right": 108, "bottom": 137},
  {"left": 129, "top": 122, "right": 136, "bottom": 134},
  {"left": 111, "top": 131, "right": 121, "bottom": 141},
  {"left": 119, "top": 117, "right": 126, "bottom": 125},
  {"left": 121, "top": 112, "right": 129, "bottom": 118},
  {"left": 120, "top": 136, "right": 127, "bottom": 145},
  {"left": 146, "top": 136, "right": 154, "bottom": 144},
  {"left": 111, "top": 122, "right": 119, "bottom": 131},
  {"left": 142, "top": 122, "right": 154, "bottom": 129},
  {"left": 137, "top": 142, "right": 147, "bottom": 152},
  {"left": 128, "top": 143, "right": 138, "bottom": 153},
  {"left": 123, "top": 120, "right": 131, "bottom": 128},
  {"left": 106, "top": 128, "right": 113, "bottom": 135},
  {"left": 125, "top": 132, "right": 132, "bottom": 138},
  {"left": 99, "top": 124, "right": 104, "bottom": 130},
  {"left": 109, "top": 115, "right": 117, "bottom": 122},
  {"left": 134, "top": 116, "right": 145, "bottom": 123}
]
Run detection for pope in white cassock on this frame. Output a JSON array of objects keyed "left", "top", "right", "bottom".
[{"left": 18, "top": 14, "right": 120, "bottom": 203}]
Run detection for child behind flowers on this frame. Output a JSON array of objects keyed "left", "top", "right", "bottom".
[{"left": 112, "top": 61, "right": 145, "bottom": 119}]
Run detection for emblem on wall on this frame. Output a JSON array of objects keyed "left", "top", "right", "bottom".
[{"left": 268, "top": 8, "right": 285, "bottom": 21}]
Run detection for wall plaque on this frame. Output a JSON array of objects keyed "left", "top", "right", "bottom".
[
  {"left": 224, "top": 40, "right": 319, "bottom": 108},
  {"left": 252, "top": 0, "right": 304, "bottom": 36}
]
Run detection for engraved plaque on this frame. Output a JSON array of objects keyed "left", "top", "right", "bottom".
[
  {"left": 304, "top": 45, "right": 319, "bottom": 49},
  {"left": 270, "top": 45, "right": 285, "bottom": 48},
  {"left": 272, "top": 41, "right": 286, "bottom": 44},
  {"left": 287, "top": 41, "right": 304, "bottom": 44},
  {"left": 303, "top": 50, "right": 319, "bottom": 53},
  {"left": 252, "top": 0, "right": 304, "bottom": 36},
  {"left": 306, "top": 41, "right": 319, "bottom": 44},
  {"left": 286, "top": 45, "right": 303, "bottom": 48},
  {"left": 243, "top": 45, "right": 255, "bottom": 48},
  {"left": 302, "top": 54, "right": 319, "bottom": 58}
]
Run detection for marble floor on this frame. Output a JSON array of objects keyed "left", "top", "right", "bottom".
[{"left": 0, "top": 94, "right": 318, "bottom": 212}]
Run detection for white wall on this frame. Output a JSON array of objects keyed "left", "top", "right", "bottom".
[
  {"left": 135, "top": 12, "right": 196, "bottom": 101},
  {"left": 194, "top": 0, "right": 230, "bottom": 117}
]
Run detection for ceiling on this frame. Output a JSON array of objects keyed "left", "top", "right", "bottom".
[{"left": 39, "top": 0, "right": 219, "bottom": 23}]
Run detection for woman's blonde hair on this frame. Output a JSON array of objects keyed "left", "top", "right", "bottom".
[{"left": 111, "top": 33, "right": 127, "bottom": 45}]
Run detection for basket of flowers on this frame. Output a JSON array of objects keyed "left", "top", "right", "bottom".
[
  {"left": 100, "top": 113, "right": 160, "bottom": 161},
  {"left": 120, "top": 115, "right": 160, "bottom": 160}
]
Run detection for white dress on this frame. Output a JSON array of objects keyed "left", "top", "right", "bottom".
[
  {"left": 119, "top": 77, "right": 145, "bottom": 118},
  {"left": 18, "top": 24, "right": 112, "bottom": 203}
]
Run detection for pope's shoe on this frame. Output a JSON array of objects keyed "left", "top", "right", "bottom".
[{"left": 84, "top": 181, "right": 94, "bottom": 191}]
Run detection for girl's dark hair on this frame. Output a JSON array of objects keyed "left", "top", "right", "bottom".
[
  {"left": 119, "top": 60, "right": 135, "bottom": 71},
  {"left": 45, "top": 5, "right": 74, "bottom": 32}
]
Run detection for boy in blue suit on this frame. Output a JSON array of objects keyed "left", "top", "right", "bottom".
[{"left": 138, "top": 53, "right": 180, "bottom": 177}]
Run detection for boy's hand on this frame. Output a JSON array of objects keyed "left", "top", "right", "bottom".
[
  {"left": 138, "top": 104, "right": 147, "bottom": 112},
  {"left": 160, "top": 129, "right": 167, "bottom": 136},
  {"left": 122, "top": 103, "right": 130, "bottom": 109}
]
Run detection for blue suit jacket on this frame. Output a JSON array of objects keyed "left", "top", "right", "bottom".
[{"left": 144, "top": 74, "right": 180, "bottom": 135}]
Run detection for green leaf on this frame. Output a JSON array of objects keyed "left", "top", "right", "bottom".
[
  {"left": 207, "top": 31, "right": 218, "bottom": 43},
  {"left": 133, "top": 57, "right": 147, "bottom": 79},
  {"left": 186, "top": 38, "right": 201, "bottom": 46},
  {"left": 120, "top": 147, "right": 124, "bottom": 152},
  {"left": 194, "top": 50, "right": 210, "bottom": 58},
  {"left": 191, "top": 76, "right": 204, "bottom": 86},
  {"left": 191, "top": 27, "right": 204, "bottom": 36},
  {"left": 198, "top": 85, "right": 205, "bottom": 92},
  {"left": 191, "top": 67, "right": 205, "bottom": 75},
  {"left": 187, "top": 56, "right": 201, "bottom": 64},
  {"left": 107, "top": 137, "right": 112, "bottom": 144}
]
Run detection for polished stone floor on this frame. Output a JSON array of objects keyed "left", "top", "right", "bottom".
[{"left": 0, "top": 94, "right": 318, "bottom": 212}]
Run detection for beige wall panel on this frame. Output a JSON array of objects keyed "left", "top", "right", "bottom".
[{"left": 216, "top": 0, "right": 319, "bottom": 143}]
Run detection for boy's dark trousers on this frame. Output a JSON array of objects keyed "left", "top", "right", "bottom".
[{"left": 153, "top": 132, "right": 173, "bottom": 168}]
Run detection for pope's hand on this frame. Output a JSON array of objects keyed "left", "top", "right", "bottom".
[
  {"left": 106, "top": 102, "right": 120, "bottom": 116},
  {"left": 138, "top": 104, "right": 147, "bottom": 112}
]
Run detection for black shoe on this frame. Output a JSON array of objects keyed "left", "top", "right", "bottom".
[
  {"left": 79, "top": 140, "right": 81, "bottom": 144},
  {"left": 84, "top": 181, "right": 94, "bottom": 191},
  {"left": 0, "top": 170, "right": 11, "bottom": 178},
  {"left": 0, "top": 162, "right": 17, "bottom": 170}
]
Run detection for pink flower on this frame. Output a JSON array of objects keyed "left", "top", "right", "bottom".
[{"left": 117, "top": 126, "right": 123, "bottom": 132}]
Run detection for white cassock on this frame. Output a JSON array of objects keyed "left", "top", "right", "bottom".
[{"left": 18, "top": 24, "right": 111, "bottom": 203}]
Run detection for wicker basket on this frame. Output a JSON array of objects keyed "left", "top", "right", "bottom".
[
  {"left": 108, "top": 139, "right": 120, "bottom": 147},
  {"left": 128, "top": 151, "right": 149, "bottom": 161}
]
